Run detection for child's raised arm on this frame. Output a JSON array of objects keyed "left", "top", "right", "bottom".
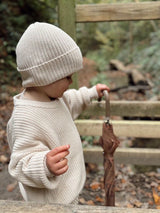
[{"left": 62, "top": 84, "right": 110, "bottom": 120}]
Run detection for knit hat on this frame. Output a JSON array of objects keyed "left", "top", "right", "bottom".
[{"left": 16, "top": 22, "right": 83, "bottom": 87}]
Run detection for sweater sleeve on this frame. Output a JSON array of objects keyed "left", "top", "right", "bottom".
[
  {"left": 7, "top": 117, "right": 59, "bottom": 190},
  {"left": 62, "top": 86, "right": 98, "bottom": 120}
]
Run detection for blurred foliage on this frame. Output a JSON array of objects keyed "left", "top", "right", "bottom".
[
  {"left": 0, "top": 0, "right": 57, "bottom": 85},
  {"left": 83, "top": 20, "right": 159, "bottom": 70},
  {"left": 134, "top": 30, "right": 160, "bottom": 95},
  {"left": 90, "top": 73, "right": 109, "bottom": 87},
  {"left": 81, "top": 135, "right": 99, "bottom": 148},
  {"left": 77, "top": 0, "right": 160, "bottom": 95}
]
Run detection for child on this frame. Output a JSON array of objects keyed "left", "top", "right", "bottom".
[{"left": 7, "top": 22, "right": 109, "bottom": 204}]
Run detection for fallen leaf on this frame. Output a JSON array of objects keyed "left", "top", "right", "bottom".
[
  {"left": 121, "top": 178, "right": 126, "bottom": 184},
  {"left": 95, "top": 196, "right": 104, "bottom": 202},
  {"left": 100, "top": 177, "right": 104, "bottom": 182},
  {"left": 148, "top": 200, "right": 154, "bottom": 206},
  {"left": 7, "top": 181, "right": 17, "bottom": 192},
  {"left": 90, "top": 181, "right": 101, "bottom": 190},
  {"left": 131, "top": 191, "right": 136, "bottom": 195},
  {"left": 145, "top": 192, "right": 152, "bottom": 198},
  {"left": 86, "top": 200, "right": 95, "bottom": 205},
  {"left": 79, "top": 198, "right": 86, "bottom": 204},
  {"left": 0, "top": 130, "right": 5, "bottom": 140},
  {"left": 115, "top": 186, "right": 122, "bottom": 192},
  {"left": 152, "top": 188, "right": 160, "bottom": 209},
  {"left": 151, "top": 182, "right": 158, "bottom": 188},
  {"left": 0, "top": 155, "right": 8, "bottom": 163},
  {"left": 134, "top": 200, "right": 142, "bottom": 208},
  {"left": 152, "top": 188, "right": 160, "bottom": 204},
  {"left": 86, "top": 163, "right": 98, "bottom": 173},
  {"left": 127, "top": 203, "right": 134, "bottom": 208}
]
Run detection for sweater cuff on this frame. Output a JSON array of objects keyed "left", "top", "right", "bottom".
[
  {"left": 44, "top": 153, "right": 54, "bottom": 178},
  {"left": 88, "top": 86, "right": 98, "bottom": 100}
]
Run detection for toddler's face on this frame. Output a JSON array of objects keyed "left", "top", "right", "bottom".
[{"left": 42, "top": 75, "right": 73, "bottom": 99}]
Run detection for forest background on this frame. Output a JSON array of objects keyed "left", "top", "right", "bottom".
[{"left": 0, "top": 0, "right": 160, "bottom": 96}]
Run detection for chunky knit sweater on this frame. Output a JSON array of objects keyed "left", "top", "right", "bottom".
[{"left": 7, "top": 86, "right": 98, "bottom": 204}]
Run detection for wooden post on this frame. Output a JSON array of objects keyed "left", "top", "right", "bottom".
[{"left": 58, "top": 0, "right": 78, "bottom": 89}]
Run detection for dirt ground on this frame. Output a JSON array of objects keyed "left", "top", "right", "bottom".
[
  {"left": 0, "top": 58, "right": 160, "bottom": 209},
  {"left": 0, "top": 162, "right": 160, "bottom": 209}
]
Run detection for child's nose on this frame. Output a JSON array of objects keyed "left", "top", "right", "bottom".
[
  {"left": 69, "top": 78, "right": 72, "bottom": 85},
  {"left": 67, "top": 75, "right": 73, "bottom": 84}
]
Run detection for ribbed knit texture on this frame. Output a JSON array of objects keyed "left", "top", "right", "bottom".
[
  {"left": 7, "top": 86, "right": 98, "bottom": 204},
  {"left": 16, "top": 22, "right": 83, "bottom": 87}
]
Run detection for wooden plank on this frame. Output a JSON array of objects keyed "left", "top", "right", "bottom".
[
  {"left": 75, "top": 120, "right": 160, "bottom": 138},
  {"left": 0, "top": 200, "right": 159, "bottom": 213},
  {"left": 58, "top": 0, "right": 78, "bottom": 89},
  {"left": 76, "top": 2, "right": 160, "bottom": 23},
  {"left": 110, "top": 101, "right": 160, "bottom": 117},
  {"left": 81, "top": 101, "right": 160, "bottom": 118},
  {"left": 84, "top": 147, "right": 160, "bottom": 166}
]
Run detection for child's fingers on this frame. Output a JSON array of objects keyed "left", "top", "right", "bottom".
[
  {"left": 96, "top": 84, "right": 110, "bottom": 98},
  {"left": 49, "top": 145, "right": 70, "bottom": 156},
  {"left": 56, "top": 158, "right": 68, "bottom": 171},
  {"left": 46, "top": 151, "right": 69, "bottom": 175},
  {"left": 55, "top": 164, "right": 69, "bottom": 176},
  {"left": 96, "top": 83, "right": 110, "bottom": 90},
  {"left": 105, "top": 85, "right": 110, "bottom": 90},
  {"left": 101, "top": 84, "right": 110, "bottom": 91},
  {"left": 53, "top": 150, "right": 69, "bottom": 163},
  {"left": 101, "top": 86, "right": 110, "bottom": 94}
]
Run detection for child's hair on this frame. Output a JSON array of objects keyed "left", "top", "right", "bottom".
[{"left": 16, "top": 22, "right": 83, "bottom": 88}]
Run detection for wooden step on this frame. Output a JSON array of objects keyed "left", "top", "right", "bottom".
[
  {"left": 84, "top": 147, "right": 160, "bottom": 166},
  {"left": 81, "top": 101, "right": 160, "bottom": 118},
  {"left": 75, "top": 120, "right": 160, "bottom": 138}
]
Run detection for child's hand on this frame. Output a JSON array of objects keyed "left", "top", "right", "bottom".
[
  {"left": 96, "top": 84, "right": 110, "bottom": 98},
  {"left": 46, "top": 145, "right": 70, "bottom": 176}
]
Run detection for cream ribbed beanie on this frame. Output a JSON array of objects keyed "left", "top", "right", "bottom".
[{"left": 16, "top": 22, "right": 83, "bottom": 87}]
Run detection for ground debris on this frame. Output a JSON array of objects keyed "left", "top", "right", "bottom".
[{"left": 79, "top": 163, "right": 160, "bottom": 209}]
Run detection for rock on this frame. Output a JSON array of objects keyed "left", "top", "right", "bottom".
[
  {"left": 106, "top": 70, "right": 129, "bottom": 90},
  {"left": 130, "top": 69, "right": 150, "bottom": 86},
  {"left": 109, "top": 59, "right": 129, "bottom": 73}
]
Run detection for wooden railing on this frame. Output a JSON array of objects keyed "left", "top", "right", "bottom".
[
  {"left": 58, "top": 0, "right": 160, "bottom": 166},
  {"left": 76, "top": 100, "right": 160, "bottom": 165},
  {"left": 76, "top": 2, "right": 160, "bottom": 22}
]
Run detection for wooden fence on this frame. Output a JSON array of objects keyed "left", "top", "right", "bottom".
[{"left": 58, "top": 0, "right": 160, "bottom": 166}]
